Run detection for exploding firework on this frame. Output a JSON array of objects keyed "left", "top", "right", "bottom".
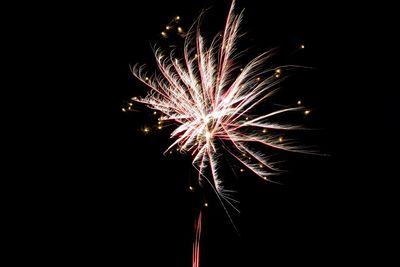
[
  {"left": 130, "top": 1, "right": 311, "bottom": 265},
  {"left": 131, "top": 0, "right": 308, "bottom": 212}
]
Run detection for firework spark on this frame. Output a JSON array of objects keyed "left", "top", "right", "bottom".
[{"left": 131, "top": 1, "right": 308, "bottom": 224}]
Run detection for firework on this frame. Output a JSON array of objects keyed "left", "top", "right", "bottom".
[
  {"left": 130, "top": 1, "right": 310, "bottom": 264},
  {"left": 132, "top": 0, "right": 307, "bottom": 208}
]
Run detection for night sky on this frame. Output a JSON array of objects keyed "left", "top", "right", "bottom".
[{"left": 15, "top": 0, "right": 395, "bottom": 266}]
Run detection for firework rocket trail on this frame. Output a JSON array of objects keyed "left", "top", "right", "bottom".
[
  {"left": 192, "top": 210, "right": 202, "bottom": 267},
  {"left": 131, "top": 0, "right": 310, "bottom": 232}
]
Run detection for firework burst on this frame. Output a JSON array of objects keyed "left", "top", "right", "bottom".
[{"left": 131, "top": 1, "right": 309, "bottom": 225}]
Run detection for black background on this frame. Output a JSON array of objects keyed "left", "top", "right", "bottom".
[{"left": 12, "top": 0, "right": 396, "bottom": 266}]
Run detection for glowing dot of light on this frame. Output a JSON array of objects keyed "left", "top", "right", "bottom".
[
  {"left": 178, "top": 27, "right": 183, "bottom": 33},
  {"left": 204, "top": 203, "right": 208, "bottom": 207},
  {"left": 262, "top": 129, "right": 267, "bottom": 133},
  {"left": 301, "top": 44, "right": 305, "bottom": 49},
  {"left": 274, "top": 69, "right": 281, "bottom": 78},
  {"left": 304, "top": 110, "right": 311, "bottom": 115},
  {"left": 279, "top": 137, "right": 283, "bottom": 142},
  {"left": 240, "top": 168, "right": 244, "bottom": 172},
  {"left": 153, "top": 111, "right": 157, "bottom": 115},
  {"left": 297, "top": 100, "right": 302, "bottom": 105},
  {"left": 161, "top": 32, "right": 167, "bottom": 37},
  {"left": 122, "top": 108, "right": 126, "bottom": 112},
  {"left": 189, "top": 186, "right": 194, "bottom": 191},
  {"left": 158, "top": 126, "right": 162, "bottom": 130},
  {"left": 144, "top": 128, "right": 150, "bottom": 133}
]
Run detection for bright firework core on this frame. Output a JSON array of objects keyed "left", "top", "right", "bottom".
[{"left": 203, "top": 114, "right": 214, "bottom": 138}]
